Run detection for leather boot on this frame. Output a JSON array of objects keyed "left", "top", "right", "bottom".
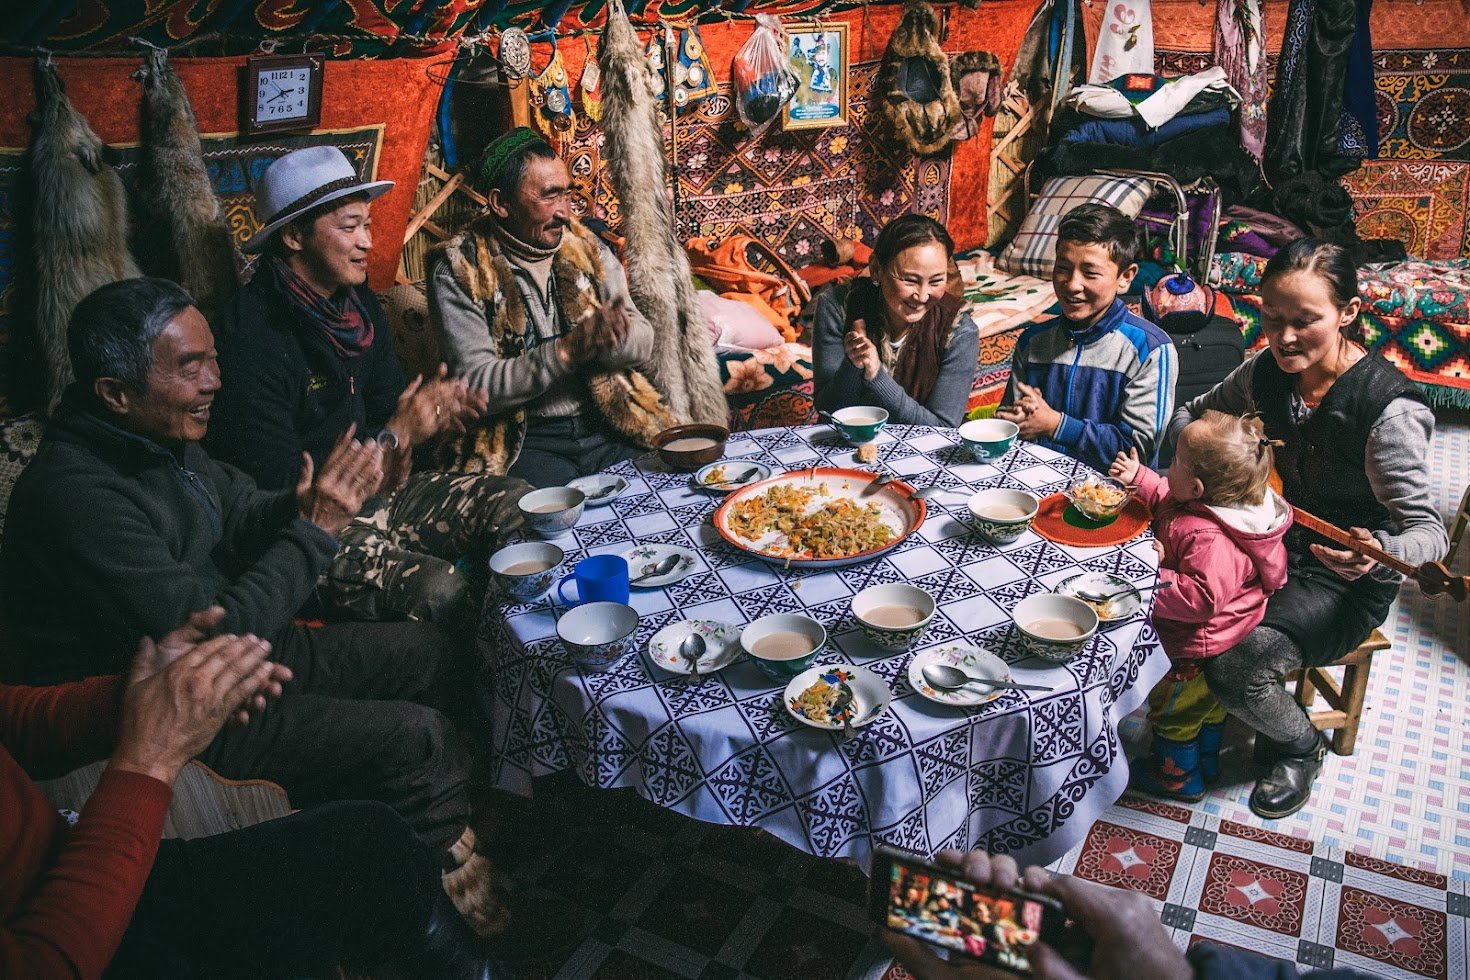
[
  {"left": 1197, "top": 722, "right": 1225, "bottom": 783},
  {"left": 1130, "top": 734, "right": 1206, "bottom": 803},
  {"left": 1249, "top": 734, "right": 1327, "bottom": 819},
  {"left": 402, "top": 890, "right": 499, "bottom": 980}
]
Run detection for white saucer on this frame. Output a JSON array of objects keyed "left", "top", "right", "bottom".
[
  {"left": 783, "top": 663, "right": 891, "bottom": 731},
  {"left": 567, "top": 473, "right": 629, "bottom": 507},
  {"left": 622, "top": 543, "right": 699, "bottom": 588},
  {"left": 908, "top": 644, "right": 1012, "bottom": 707},
  {"left": 693, "top": 460, "right": 773, "bottom": 494},
  {"left": 647, "top": 620, "right": 742, "bottom": 676}
]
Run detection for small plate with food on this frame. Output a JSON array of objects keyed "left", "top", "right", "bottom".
[
  {"left": 1053, "top": 572, "right": 1143, "bottom": 624},
  {"left": 694, "top": 460, "right": 773, "bottom": 494},
  {"left": 908, "top": 644, "right": 1012, "bottom": 707},
  {"left": 784, "top": 663, "right": 891, "bottom": 731},
  {"left": 712, "top": 468, "right": 926, "bottom": 569}
]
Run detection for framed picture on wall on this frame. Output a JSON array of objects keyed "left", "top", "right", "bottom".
[{"left": 783, "top": 22, "right": 848, "bottom": 130}]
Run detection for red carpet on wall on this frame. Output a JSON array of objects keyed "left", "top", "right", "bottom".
[
  {"left": 539, "top": 2, "right": 1038, "bottom": 257},
  {"left": 0, "top": 55, "right": 443, "bottom": 413}
]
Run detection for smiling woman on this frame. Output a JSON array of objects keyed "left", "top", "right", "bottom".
[{"left": 812, "top": 214, "right": 979, "bottom": 428}]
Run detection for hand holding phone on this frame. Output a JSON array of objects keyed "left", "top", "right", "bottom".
[{"left": 875, "top": 847, "right": 1191, "bottom": 980}]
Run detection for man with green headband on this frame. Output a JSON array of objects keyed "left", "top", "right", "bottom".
[{"left": 428, "top": 128, "right": 674, "bottom": 484}]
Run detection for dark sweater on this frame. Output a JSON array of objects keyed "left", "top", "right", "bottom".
[
  {"left": 0, "top": 676, "right": 171, "bottom": 980},
  {"left": 1, "top": 392, "right": 337, "bottom": 683},
  {"left": 207, "top": 264, "right": 405, "bottom": 491}
]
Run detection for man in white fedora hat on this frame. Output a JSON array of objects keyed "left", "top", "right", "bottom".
[{"left": 209, "top": 145, "right": 531, "bottom": 626}]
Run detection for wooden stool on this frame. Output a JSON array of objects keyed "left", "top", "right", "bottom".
[{"left": 1285, "top": 628, "right": 1390, "bottom": 757}]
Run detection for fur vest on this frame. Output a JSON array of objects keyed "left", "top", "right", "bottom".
[{"left": 432, "top": 216, "right": 676, "bottom": 475}]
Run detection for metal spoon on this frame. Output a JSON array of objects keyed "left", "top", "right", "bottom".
[
  {"left": 1074, "top": 580, "right": 1171, "bottom": 604},
  {"left": 680, "top": 632, "right": 706, "bottom": 681},
  {"left": 833, "top": 683, "right": 856, "bottom": 738},
  {"left": 922, "top": 663, "right": 1053, "bottom": 693},
  {"left": 631, "top": 554, "right": 680, "bottom": 583}
]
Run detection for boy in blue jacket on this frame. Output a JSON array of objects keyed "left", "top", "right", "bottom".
[{"left": 997, "top": 203, "right": 1177, "bottom": 471}]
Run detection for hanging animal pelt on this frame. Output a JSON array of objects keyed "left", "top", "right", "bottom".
[
  {"left": 135, "top": 47, "right": 236, "bottom": 323},
  {"left": 29, "top": 58, "right": 141, "bottom": 413},
  {"left": 596, "top": 0, "right": 726, "bottom": 428},
  {"left": 876, "top": 0, "right": 962, "bottom": 156}
]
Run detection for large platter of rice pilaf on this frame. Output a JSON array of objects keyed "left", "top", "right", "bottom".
[{"left": 711, "top": 468, "right": 927, "bottom": 569}]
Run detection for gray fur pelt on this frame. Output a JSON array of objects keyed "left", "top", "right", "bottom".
[
  {"left": 135, "top": 48, "right": 237, "bottom": 324},
  {"left": 29, "top": 58, "right": 141, "bottom": 413},
  {"left": 597, "top": 0, "right": 726, "bottom": 427}
]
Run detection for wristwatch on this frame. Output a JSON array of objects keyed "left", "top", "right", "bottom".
[{"left": 374, "top": 428, "right": 402, "bottom": 452}]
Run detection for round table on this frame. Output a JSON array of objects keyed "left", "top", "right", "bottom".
[{"left": 479, "top": 424, "right": 1168, "bottom": 868}]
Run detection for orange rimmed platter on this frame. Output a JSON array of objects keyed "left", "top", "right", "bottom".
[{"left": 712, "top": 467, "right": 927, "bottom": 569}]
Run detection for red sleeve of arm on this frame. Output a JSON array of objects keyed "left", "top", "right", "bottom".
[
  {"left": 0, "top": 768, "right": 172, "bottom": 980},
  {"left": 0, "top": 677, "right": 121, "bottom": 779}
]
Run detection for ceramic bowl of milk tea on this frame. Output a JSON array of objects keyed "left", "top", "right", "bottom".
[
  {"left": 656, "top": 424, "right": 729, "bottom": 472},
  {"left": 517, "top": 487, "right": 586, "bottom": 537},
  {"left": 830, "top": 406, "right": 889, "bottom": 445},
  {"left": 850, "top": 583, "right": 936, "bottom": 652},
  {"left": 967, "top": 488, "right": 1039, "bottom": 545},
  {"left": 741, "top": 613, "right": 827, "bottom": 681},
  {"left": 556, "top": 601, "right": 640, "bottom": 671},
  {"left": 1012, "top": 593, "right": 1098, "bottom": 663},
  {"left": 958, "top": 418, "right": 1019, "bottom": 462},
  {"left": 488, "top": 541, "right": 565, "bottom": 599}
]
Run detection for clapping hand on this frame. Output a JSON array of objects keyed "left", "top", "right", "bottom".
[
  {"left": 388, "top": 364, "right": 488, "bottom": 447},
  {"left": 996, "top": 381, "right": 1061, "bottom": 440},
  {"left": 110, "top": 614, "right": 290, "bottom": 785},
  {"left": 1109, "top": 447, "right": 1142, "bottom": 485},
  {"left": 295, "top": 424, "right": 384, "bottom": 537},
  {"left": 844, "top": 319, "right": 881, "bottom": 382},
  {"left": 152, "top": 606, "right": 292, "bottom": 726},
  {"left": 559, "top": 296, "right": 632, "bottom": 367}
]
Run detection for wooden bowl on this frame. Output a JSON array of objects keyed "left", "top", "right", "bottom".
[{"left": 655, "top": 424, "right": 728, "bottom": 472}]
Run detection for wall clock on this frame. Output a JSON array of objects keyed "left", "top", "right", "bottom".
[{"left": 242, "top": 54, "right": 323, "bottom": 136}]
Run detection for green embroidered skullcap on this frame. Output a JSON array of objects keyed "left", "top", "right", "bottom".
[{"left": 475, "top": 127, "right": 553, "bottom": 194}]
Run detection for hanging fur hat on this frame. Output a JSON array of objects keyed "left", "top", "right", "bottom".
[
  {"left": 876, "top": 1, "right": 962, "bottom": 157},
  {"left": 946, "top": 50, "right": 1004, "bottom": 141}
]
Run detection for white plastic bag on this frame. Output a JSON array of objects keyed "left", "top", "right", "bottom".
[{"left": 732, "top": 14, "right": 798, "bottom": 131}]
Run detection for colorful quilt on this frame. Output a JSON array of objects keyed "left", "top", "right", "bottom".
[
  {"left": 718, "top": 343, "right": 815, "bottom": 432},
  {"left": 960, "top": 273, "right": 1060, "bottom": 417},
  {"left": 1226, "top": 291, "right": 1470, "bottom": 409}
]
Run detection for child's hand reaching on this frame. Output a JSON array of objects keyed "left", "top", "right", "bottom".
[{"left": 1109, "top": 447, "right": 1141, "bottom": 484}]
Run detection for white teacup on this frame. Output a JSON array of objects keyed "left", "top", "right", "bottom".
[
  {"left": 489, "top": 541, "right": 565, "bottom": 599},
  {"left": 518, "top": 487, "right": 586, "bottom": 538},
  {"left": 556, "top": 601, "right": 639, "bottom": 671}
]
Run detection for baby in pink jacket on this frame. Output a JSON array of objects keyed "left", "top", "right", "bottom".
[{"left": 1111, "top": 410, "right": 1292, "bottom": 801}]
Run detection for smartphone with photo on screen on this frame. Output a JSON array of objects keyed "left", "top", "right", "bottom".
[{"left": 869, "top": 847, "right": 1089, "bottom": 976}]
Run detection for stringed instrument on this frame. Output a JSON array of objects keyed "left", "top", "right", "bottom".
[{"left": 1291, "top": 506, "right": 1467, "bottom": 602}]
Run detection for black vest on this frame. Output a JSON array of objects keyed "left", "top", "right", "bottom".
[{"left": 1252, "top": 351, "right": 1424, "bottom": 555}]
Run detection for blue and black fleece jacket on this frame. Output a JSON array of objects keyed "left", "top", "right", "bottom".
[{"left": 1003, "top": 299, "right": 1178, "bottom": 472}]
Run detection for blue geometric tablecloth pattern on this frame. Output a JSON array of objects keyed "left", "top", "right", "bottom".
[{"left": 479, "top": 425, "right": 1169, "bottom": 869}]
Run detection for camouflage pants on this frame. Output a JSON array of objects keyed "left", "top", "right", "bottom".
[{"left": 320, "top": 470, "right": 531, "bottom": 623}]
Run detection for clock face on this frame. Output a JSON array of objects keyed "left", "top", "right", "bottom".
[{"left": 255, "top": 67, "right": 313, "bottom": 122}]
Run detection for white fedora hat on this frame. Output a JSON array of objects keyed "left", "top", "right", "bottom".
[{"left": 243, "top": 146, "right": 394, "bottom": 253}]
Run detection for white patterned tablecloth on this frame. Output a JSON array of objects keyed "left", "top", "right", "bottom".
[{"left": 480, "top": 425, "right": 1168, "bottom": 869}]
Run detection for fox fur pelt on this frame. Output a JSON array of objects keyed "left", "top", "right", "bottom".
[
  {"left": 29, "top": 59, "right": 141, "bottom": 413},
  {"left": 875, "top": 1, "right": 961, "bottom": 157},
  {"left": 135, "top": 48, "right": 237, "bottom": 324},
  {"left": 596, "top": 0, "right": 726, "bottom": 427}
]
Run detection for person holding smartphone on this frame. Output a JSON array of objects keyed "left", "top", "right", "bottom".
[{"left": 880, "top": 848, "right": 1375, "bottom": 979}]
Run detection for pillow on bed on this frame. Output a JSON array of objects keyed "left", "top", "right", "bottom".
[{"left": 998, "top": 173, "right": 1154, "bottom": 279}]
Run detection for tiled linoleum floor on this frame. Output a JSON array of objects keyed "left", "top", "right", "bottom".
[{"left": 1120, "top": 410, "right": 1470, "bottom": 881}]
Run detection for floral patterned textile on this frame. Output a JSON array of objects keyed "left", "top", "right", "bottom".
[
  {"left": 1208, "top": 251, "right": 1271, "bottom": 292},
  {"left": 0, "top": 414, "right": 42, "bottom": 540},
  {"left": 719, "top": 343, "right": 816, "bottom": 432},
  {"left": 1360, "top": 259, "right": 1470, "bottom": 322}
]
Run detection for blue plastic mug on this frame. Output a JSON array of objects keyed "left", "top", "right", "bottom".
[{"left": 557, "top": 554, "right": 631, "bottom": 606}]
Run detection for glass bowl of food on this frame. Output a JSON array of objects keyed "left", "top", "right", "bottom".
[{"left": 1063, "top": 475, "right": 1134, "bottom": 523}]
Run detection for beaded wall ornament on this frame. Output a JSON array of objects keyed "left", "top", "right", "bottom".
[
  {"left": 579, "top": 34, "right": 603, "bottom": 123},
  {"left": 530, "top": 37, "right": 575, "bottom": 141}
]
